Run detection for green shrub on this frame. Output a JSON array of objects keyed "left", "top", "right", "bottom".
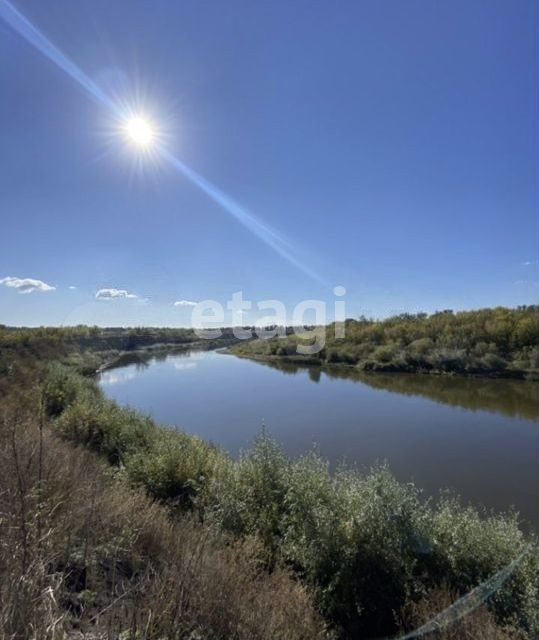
[
  {"left": 281, "top": 463, "right": 437, "bottom": 637},
  {"left": 43, "top": 362, "right": 95, "bottom": 416},
  {"left": 55, "top": 397, "right": 155, "bottom": 464},
  {"left": 408, "top": 337, "right": 435, "bottom": 354},
  {"left": 430, "top": 498, "right": 539, "bottom": 634},
  {"left": 373, "top": 345, "right": 398, "bottom": 363},
  {"left": 211, "top": 435, "right": 290, "bottom": 559},
  {"left": 125, "top": 428, "right": 225, "bottom": 506},
  {"left": 481, "top": 353, "right": 508, "bottom": 371}
]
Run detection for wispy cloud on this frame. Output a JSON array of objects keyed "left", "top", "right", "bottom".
[
  {"left": 68, "top": 285, "right": 77, "bottom": 290},
  {"left": 0, "top": 276, "right": 55, "bottom": 294},
  {"left": 174, "top": 299, "right": 197, "bottom": 307},
  {"left": 521, "top": 260, "right": 538, "bottom": 267},
  {"left": 95, "top": 288, "right": 138, "bottom": 300}
]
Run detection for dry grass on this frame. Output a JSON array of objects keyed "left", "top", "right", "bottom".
[
  {"left": 0, "top": 397, "right": 329, "bottom": 640},
  {"left": 399, "top": 587, "right": 525, "bottom": 640}
]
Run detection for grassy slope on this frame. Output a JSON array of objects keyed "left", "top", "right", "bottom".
[
  {"left": 0, "top": 326, "right": 538, "bottom": 639},
  {"left": 231, "top": 305, "right": 539, "bottom": 379}
]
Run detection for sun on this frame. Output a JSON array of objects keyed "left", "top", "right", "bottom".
[{"left": 125, "top": 116, "right": 154, "bottom": 147}]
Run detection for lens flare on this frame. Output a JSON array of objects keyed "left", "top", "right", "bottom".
[
  {"left": 387, "top": 544, "right": 532, "bottom": 640},
  {"left": 0, "top": 0, "right": 120, "bottom": 116},
  {"left": 158, "top": 147, "right": 325, "bottom": 283}
]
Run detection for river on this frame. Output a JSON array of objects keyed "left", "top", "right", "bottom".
[{"left": 98, "top": 349, "right": 538, "bottom": 529}]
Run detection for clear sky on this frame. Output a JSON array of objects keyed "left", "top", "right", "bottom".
[{"left": 1, "top": 0, "right": 538, "bottom": 327}]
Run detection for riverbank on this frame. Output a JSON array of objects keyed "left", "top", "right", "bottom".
[
  {"left": 1, "top": 326, "right": 538, "bottom": 639},
  {"left": 229, "top": 348, "right": 538, "bottom": 379},
  {"left": 230, "top": 305, "right": 539, "bottom": 381}
]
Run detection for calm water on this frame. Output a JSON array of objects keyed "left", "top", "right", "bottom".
[{"left": 99, "top": 349, "right": 539, "bottom": 529}]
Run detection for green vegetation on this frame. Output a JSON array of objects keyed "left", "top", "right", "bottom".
[
  {"left": 1, "top": 325, "right": 538, "bottom": 639},
  {"left": 232, "top": 305, "right": 539, "bottom": 379},
  {"left": 208, "top": 440, "right": 538, "bottom": 638}
]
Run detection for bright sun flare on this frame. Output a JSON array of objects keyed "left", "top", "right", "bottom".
[{"left": 125, "top": 117, "right": 154, "bottom": 146}]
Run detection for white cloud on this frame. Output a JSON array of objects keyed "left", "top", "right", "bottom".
[
  {"left": 174, "top": 299, "right": 197, "bottom": 307},
  {"left": 95, "top": 288, "right": 138, "bottom": 300},
  {"left": 0, "top": 276, "right": 55, "bottom": 294},
  {"left": 521, "top": 260, "right": 538, "bottom": 266},
  {"left": 68, "top": 285, "right": 77, "bottom": 290}
]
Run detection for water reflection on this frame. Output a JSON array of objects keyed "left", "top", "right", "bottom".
[
  {"left": 99, "top": 369, "right": 138, "bottom": 385},
  {"left": 99, "top": 345, "right": 196, "bottom": 374},
  {"left": 173, "top": 361, "right": 197, "bottom": 371},
  {"left": 255, "top": 359, "right": 539, "bottom": 421}
]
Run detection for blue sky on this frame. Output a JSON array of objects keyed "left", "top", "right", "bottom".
[{"left": 0, "top": 0, "right": 538, "bottom": 327}]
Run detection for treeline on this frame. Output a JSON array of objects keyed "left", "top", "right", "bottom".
[
  {"left": 232, "top": 305, "right": 539, "bottom": 378},
  {"left": 0, "top": 324, "right": 243, "bottom": 352}
]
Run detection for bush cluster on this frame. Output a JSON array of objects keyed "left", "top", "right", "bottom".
[
  {"left": 50, "top": 367, "right": 224, "bottom": 504},
  {"left": 210, "top": 437, "right": 538, "bottom": 638}
]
